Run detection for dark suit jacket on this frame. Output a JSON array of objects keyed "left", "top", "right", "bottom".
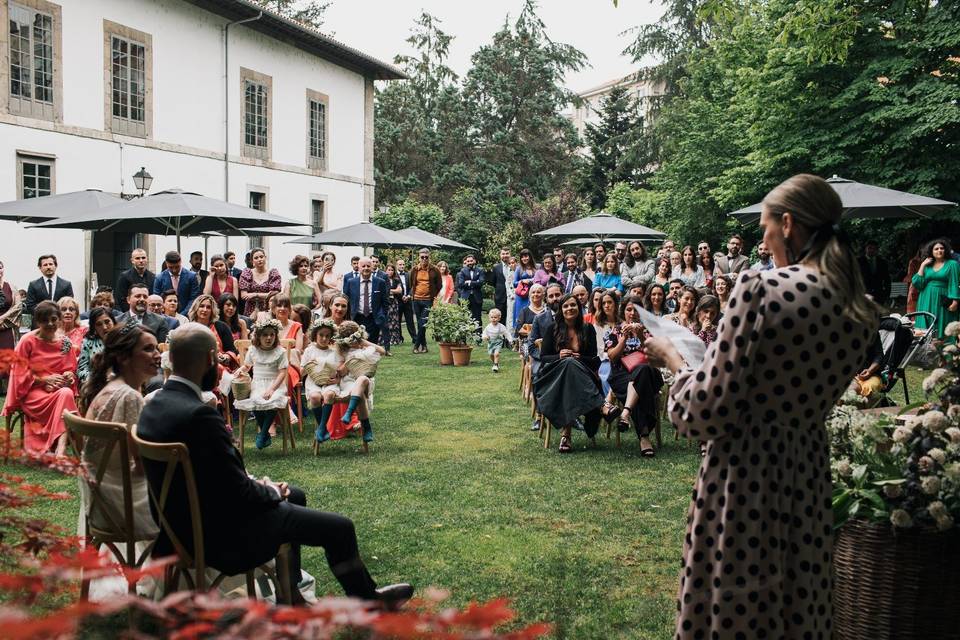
[
  {"left": 456, "top": 266, "right": 486, "bottom": 304},
  {"left": 115, "top": 269, "right": 156, "bottom": 312},
  {"left": 561, "top": 270, "right": 592, "bottom": 295},
  {"left": 858, "top": 255, "right": 891, "bottom": 302},
  {"left": 152, "top": 269, "right": 201, "bottom": 314},
  {"left": 526, "top": 309, "right": 556, "bottom": 367},
  {"left": 344, "top": 275, "right": 389, "bottom": 326},
  {"left": 117, "top": 311, "right": 171, "bottom": 344},
  {"left": 137, "top": 379, "right": 284, "bottom": 573},
  {"left": 25, "top": 276, "right": 73, "bottom": 316},
  {"left": 487, "top": 263, "right": 511, "bottom": 306}
]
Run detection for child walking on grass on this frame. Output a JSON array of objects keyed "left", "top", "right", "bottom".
[
  {"left": 482, "top": 308, "right": 512, "bottom": 373},
  {"left": 234, "top": 318, "right": 288, "bottom": 450}
]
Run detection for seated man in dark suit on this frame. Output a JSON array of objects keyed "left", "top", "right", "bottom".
[
  {"left": 343, "top": 257, "right": 389, "bottom": 351},
  {"left": 136, "top": 323, "right": 412, "bottom": 606},
  {"left": 117, "top": 283, "right": 170, "bottom": 344},
  {"left": 25, "top": 254, "right": 74, "bottom": 324}
]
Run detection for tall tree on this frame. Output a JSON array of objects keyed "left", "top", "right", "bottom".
[
  {"left": 461, "top": 0, "right": 587, "bottom": 202},
  {"left": 374, "top": 13, "right": 468, "bottom": 208},
  {"left": 254, "top": 0, "right": 329, "bottom": 29},
  {"left": 578, "top": 84, "right": 651, "bottom": 209}
]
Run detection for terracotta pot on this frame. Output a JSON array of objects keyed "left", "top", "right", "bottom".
[
  {"left": 451, "top": 345, "right": 473, "bottom": 367},
  {"left": 438, "top": 342, "right": 454, "bottom": 366}
]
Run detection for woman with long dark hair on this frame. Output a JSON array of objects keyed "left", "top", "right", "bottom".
[
  {"left": 645, "top": 173, "right": 878, "bottom": 639},
  {"left": 672, "top": 245, "right": 705, "bottom": 288},
  {"left": 78, "top": 307, "right": 116, "bottom": 382},
  {"left": 699, "top": 253, "right": 716, "bottom": 291},
  {"left": 533, "top": 254, "right": 562, "bottom": 288},
  {"left": 604, "top": 295, "right": 662, "bottom": 456},
  {"left": 218, "top": 292, "right": 249, "bottom": 342},
  {"left": 912, "top": 237, "right": 960, "bottom": 340},
  {"left": 535, "top": 293, "right": 603, "bottom": 453},
  {"left": 642, "top": 283, "right": 667, "bottom": 317},
  {"left": 77, "top": 322, "right": 161, "bottom": 542},
  {"left": 593, "top": 254, "right": 624, "bottom": 293}
]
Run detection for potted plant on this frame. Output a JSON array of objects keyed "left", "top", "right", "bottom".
[
  {"left": 828, "top": 322, "right": 960, "bottom": 639},
  {"left": 426, "top": 300, "right": 480, "bottom": 366}
]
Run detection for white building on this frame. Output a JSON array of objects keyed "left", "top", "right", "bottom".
[
  {"left": 566, "top": 71, "right": 665, "bottom": 146},
  {"left": 0, "top": 0, "right": 404, "bottom": 304}
]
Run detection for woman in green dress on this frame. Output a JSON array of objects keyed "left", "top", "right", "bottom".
[
  {"left": 912, "top": 238, "right": 960, "bottom": 341},
  {"left": 282, "top": 254, "right": 323, "bottom": 311}
]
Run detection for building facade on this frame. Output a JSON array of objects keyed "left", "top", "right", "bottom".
[
  {"left": 567, "top": 71, "right": 665, "bottom": 146},
  {"left": 0, "top": 0, "right": 403, "bottom": 305}
]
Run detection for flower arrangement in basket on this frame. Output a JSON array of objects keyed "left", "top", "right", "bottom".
[
  {"left": 828, "top": 321, "right": 960, "bottom": 532},
  {"left": 426, "top": 300, "right": 481, "bottom": 346}
]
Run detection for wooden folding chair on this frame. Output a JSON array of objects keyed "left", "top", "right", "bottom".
[
  {"left": 233, "top": 336, "right": 296, "bottom": 455},
  {"left": 131, "top": 426, "right": 292, "bottom": 603},
  {"left": 4, "top": 408, "right": 25, "bottom": 456},
  {"left": 64, "top": 412, "right": 157, "bottom": 600}
]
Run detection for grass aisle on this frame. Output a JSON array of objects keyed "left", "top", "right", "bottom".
[
  {"left": 12, "top": 344, "right": 925, "bottom": 637},
  {"left": 283, "top": 342, "right": 700, "bottom": 638}
]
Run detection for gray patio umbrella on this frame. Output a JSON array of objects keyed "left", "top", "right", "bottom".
[
  {"left": 399, "top": 226, "right": 475, "bottom": 251},
  {"left": 534, "top": 212, "right": 666, "bottom": 242},
  {"left": 560, "top": 236, "right": 663, "bottom": 247},
  {"left": 730, "top": 175, "right": 958, "bottom": 224},
  {"left": 0, "top": 189, "right": 122, "bottom": 224},
  {"left": 286, "top": 221, "right": 433, "bottom": 251},
  {"left": 28, "top": 188, "right": 304, "bottom": 251},
  {"left": 203, "top": 226, "right": 311, "bottom": 237}
]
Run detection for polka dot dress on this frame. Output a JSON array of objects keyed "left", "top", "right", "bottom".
[{"left": 669, "top": 266, "right": 872, "bottom": 640}]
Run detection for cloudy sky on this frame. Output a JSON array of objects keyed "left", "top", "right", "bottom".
[{"left": 324, "top": 0, "right": 665, "bottom": 93}]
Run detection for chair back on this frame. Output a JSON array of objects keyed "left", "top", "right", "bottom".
[
  {"left": 280, "top": 338, "right": 296, "bottom": 361},
  {"left": 64, "top": 411, "right": 150, "bottom": 566},
  {"left": 131, "top": 425, "right": 209, "bottom": 590}
]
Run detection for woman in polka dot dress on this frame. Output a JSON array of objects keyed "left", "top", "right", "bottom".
[{"left": 645, "top": 174, "right": 878, "bottom": 640}]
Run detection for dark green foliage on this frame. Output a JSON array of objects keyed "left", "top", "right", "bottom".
[
  {"left": 253, "top": 0, "right": 329, "bottom": 28},
  {"left": 578, "top": 84, "right": 652, "bottom": 209}
]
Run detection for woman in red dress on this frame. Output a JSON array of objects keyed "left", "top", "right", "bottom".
[
  {"left": 203, "top": 254, "right": 239, "bottom": 301},
  {"left": 3, "top": 301, "right": 78, "bottom": 455},
  {"left": 57, "top": 297, "right": 87, "bottom": 355}
]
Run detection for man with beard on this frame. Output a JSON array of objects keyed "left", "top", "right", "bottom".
[
  {"left": 713, "top": 234, "right": 749, "bottom": 276},
  {"left": 117, "top": 284, "right": 171, "bottom": 343},
  {"left": 136, "top": 323, "right": 413, "bottom": 607},
  {"left": 115, "top": 248, "right": 156, "bottom": 312}
]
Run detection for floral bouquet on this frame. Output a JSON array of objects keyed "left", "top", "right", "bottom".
[{"left": 829, "top": 321, "right": 960, "bottom": 532}]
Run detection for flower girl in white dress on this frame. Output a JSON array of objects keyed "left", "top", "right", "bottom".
[
  {"left": 300, "top": 318, "right": 342, "bottom": 443},
  {"left": 233, "top": 318, "right": 288, "bottom": 450},
  {"left": 335, "top": 321, "right": 384, "bottom": 444}
]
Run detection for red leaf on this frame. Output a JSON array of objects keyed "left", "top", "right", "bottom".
[{"left": 447, "top": 598, "right": 515, "bottom": 628}]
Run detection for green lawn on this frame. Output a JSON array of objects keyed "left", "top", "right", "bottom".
[{"left": 1, "top": 345, "right": 929, "bottom": 639}]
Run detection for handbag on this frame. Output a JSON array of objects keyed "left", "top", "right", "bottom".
[
  {"left": 515, "top": 281, "right": 530, "bottom": 297},
  {"left": 620, "top": 350, "right": 648, "bottom": 372}
]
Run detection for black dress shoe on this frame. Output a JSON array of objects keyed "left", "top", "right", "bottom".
[{"left": 374, "top": 583, "right": 414, "bottom": 609}]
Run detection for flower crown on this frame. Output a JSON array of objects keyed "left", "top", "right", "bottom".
[
  {"left": 333, "top": 326, "right": 367, "bottom": 346},
  {"left": 309, "top": 317, "right": 338, "bottom": 336},
  {"left": 253, "top": 318, "right": 283, "bottom": 335}
]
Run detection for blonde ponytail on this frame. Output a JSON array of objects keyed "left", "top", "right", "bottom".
[{"left": 762, "top": 174, "right": 878, "bottom": 329}]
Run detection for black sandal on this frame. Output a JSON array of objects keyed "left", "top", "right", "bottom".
[
  {"left": 558, "top": 436, "right": 573, "bottom": 453},
  {"left": 640, "top": 438, "right": 655, "bottom": 457},
  {"left": 601, "top": 402, "right": 619, "bottom": 421},
  {"left": 617, "top": 416, "right": 631, "bottom": 433}
]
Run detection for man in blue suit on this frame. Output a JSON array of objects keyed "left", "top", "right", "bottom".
[
  {"left": 343, "top": 257, "right": 389, "bottom": 351},
  {"left": 152, "top": 250, "right": 200, "bottom": 315},
  {"left": 456, "top": 254, "right": 486, "bottom": 329}
]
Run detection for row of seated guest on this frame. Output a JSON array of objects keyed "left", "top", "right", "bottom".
[
  {"left": 76, "top": 321, "right": 411, "bottom": 605},
  {"left": 525, "top": 281, "right": 724, "bottom": 455}
]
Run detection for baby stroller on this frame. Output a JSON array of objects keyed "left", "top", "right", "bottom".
[{"left": 875, "top": 311, "right": 936, "bottom": 406}]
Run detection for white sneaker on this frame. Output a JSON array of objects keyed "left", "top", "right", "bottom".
[{"left": 492, "top": 365, "right": 499, "bottom": 372}]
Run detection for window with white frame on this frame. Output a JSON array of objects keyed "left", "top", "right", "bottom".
[
  {"left": 17, "top": 153, "right": 54, "bottom": 199},
  {"left": 241, "top": 68, "right": 272, "bottom": 160},
  {"left": 311, "top": 199, "right": 325, "bottom": 252},
  {"left": 7, "top": 0, "right": 61, "bottom": 120},
  {"left": 306, "top": 89, "right": 328, "bottom": 170}
]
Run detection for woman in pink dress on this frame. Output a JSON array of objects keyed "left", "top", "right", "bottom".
[
  {"left": 238, "top": 247, "right": 281, "bottom": 317},
  {"left": 3, "top": 301, "right": 78, "bottom": 455},
  {"left": 437, "top": 262, "right": 455, "bottom": 304},
  {"left": 313, "top": 251, "right": 342, "bottom": 294}
]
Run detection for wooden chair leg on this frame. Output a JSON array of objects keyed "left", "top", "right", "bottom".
[
  {"left": 275, "top": 545, "right": 292, "bottom": 605},
  {"left": 245, "top": 571, "right": 257, "bottom": 597},
  {"left": 295, "top": 387, "right": 304, "bottom": 434},
  {"left": 543, "top": 418, "right": 551, "bottom": 449},
  {"left": 239, "top": 411, "right": 246, "bottom": 456},
  {"left": 615, "top": 418, "right": 622, "bottom": 448}
]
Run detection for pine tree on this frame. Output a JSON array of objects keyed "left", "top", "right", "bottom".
[{"left": 579, "top": 84, "right": 650, "bottom": 209}]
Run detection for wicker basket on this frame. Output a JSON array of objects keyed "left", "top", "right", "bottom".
[
  {"left": 834, "top": 518, "right": 960, "bottom": 640},
  {"left": 230, "top": 375, "right": 251, "bottom": 401}
]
